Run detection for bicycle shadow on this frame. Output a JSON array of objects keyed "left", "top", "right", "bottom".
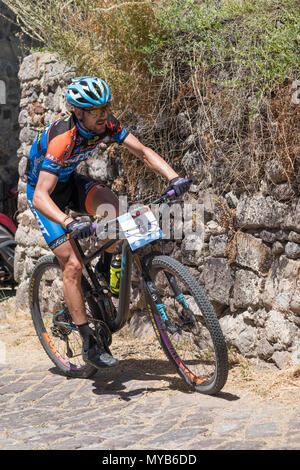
[
  {"left": 49, "top": 356, "right": 239, "bottom": 402},
  {"left": 85, "top": 357, "right": 239, "bottom": 402}
]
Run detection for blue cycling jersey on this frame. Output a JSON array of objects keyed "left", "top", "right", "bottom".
[{"left": 27, "top": 112, "right": 129, "bottom": 187}]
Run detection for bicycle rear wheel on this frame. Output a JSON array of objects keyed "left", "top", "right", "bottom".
[
  {"left": 29, "top": 255, "right": 98, "bottom": 378},
  {"left": 144, "top": 255, "right": 228, "bottom": 394}
]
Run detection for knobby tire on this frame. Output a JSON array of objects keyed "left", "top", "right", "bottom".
[
  {"left": 29, "top": 255, "right": 98, "bottom": 378},
  {"left": 144, "top": 255, "right": 228, "bottom": 395}
]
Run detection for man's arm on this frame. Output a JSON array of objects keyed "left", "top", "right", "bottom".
[
  {"left": 32, "top": 171, "right": 73, "bottom": 227},
  {"left": 122, "top": 133, "right": 179, "bottom": 181}
]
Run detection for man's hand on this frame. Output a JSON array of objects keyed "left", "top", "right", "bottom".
[
  {"left": 164, "top": 177, "right": 191, "bottom": 197},
  {"left": 66, "top": 220, "right": 94, "bottom": 239}
]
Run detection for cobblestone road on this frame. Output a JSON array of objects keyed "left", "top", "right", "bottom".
[{"left": 0, "top": 359, "right": 299, "bottom": 451}]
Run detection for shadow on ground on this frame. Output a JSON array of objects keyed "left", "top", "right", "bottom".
[{"left": 50, "top": 356, "right": 240, "bottom": 402}]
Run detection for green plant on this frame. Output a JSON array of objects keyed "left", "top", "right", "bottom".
[{"left": 146, "top": 0, "right": 300, "bottom": 90}]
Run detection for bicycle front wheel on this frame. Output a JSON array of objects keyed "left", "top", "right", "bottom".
[
  {"left": 144, "top": 255, "right": 228, "bottom": 395},
  {"left": 29, "top": 255, "right": 98, "bottom": 378}
]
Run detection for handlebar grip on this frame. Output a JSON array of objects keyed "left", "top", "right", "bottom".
[{"left": 167, "top": 189, "right": 176, "bottom": 198}]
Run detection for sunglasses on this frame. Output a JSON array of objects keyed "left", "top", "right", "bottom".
[{"left": 84, "top": 104, "right": 110, "bottom": 118}]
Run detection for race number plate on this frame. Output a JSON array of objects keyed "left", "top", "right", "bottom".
[{"left": 118, "top": 206, "right": 162, "bottom": 251}]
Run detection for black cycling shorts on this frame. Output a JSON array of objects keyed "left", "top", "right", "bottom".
[{"left": 27, "top": 172, "right": 106, "bottom": 251}]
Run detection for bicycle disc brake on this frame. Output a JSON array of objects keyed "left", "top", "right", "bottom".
[{"left": 165, "top": 303, "right": 197, "bottom": 335}]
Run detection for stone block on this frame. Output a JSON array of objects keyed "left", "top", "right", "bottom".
[
  {"left": 257, "top": 336, "right": 274, "bottom": 359},
  {"left": 265, "top": 310, "right": 295, "bottom": 348},
  {"left": 219, "top": 313, "right": 258, "bottom": 357},
  {"left": 283, "top": 199, "right": 300, "bottom": 232},
  {"left": 231, "top": 269, "right": 262, "bottom": 311},
  {"left": 198, "top": 191, "right": 219, "bottom": 222},
  {"left": 225, "top": 191, "right": 239, "bottom": 208},
  {"left": 203, "top": 258, "right": 233, "bottom": 307},
  {"left": 259, "top": 230, "right": 276, "bottom": 243},
  {"left": 15, "top": 279, "right": 30, "bottom": 310},
  {"left": 128, "top": 312, "right": 155, "bottom": 339},
  {"left": 181, "top": 234, "right": 205, "bottom": 266},
  {"left": 265, "top": 158, "right": 287, "bottom": 183},
  {"left": 289, "top": 231, "right": 300, "bottom": 243},
  {"left": 235, "top": 232, "right": 273, "bottom": 274},
  {"left": 19, "top": 126, "right": 38, "bottom": 145},
  {"left": 15, "top": 225, "right": 47, "bottom": 248},
  {"left": 18, "top": 52, "right": 57, "bottom": 83},
  {"left": 263, "top": 256, "right": 299, "bottom": 312},
  {"left": 272, "top": 241, "right": 284, "bottom": 255},
  {"left": 290, "top": 295, "right": 300, "bottom": 315},
  {"left": 271, "top": 183, "right": 295, "bottom": 201},
  {"left": 236, "top": 195, "right": 286, "bottom": 229},
  {"left": 209, "top": 234, "right": 228, "bottom": 257},
  {"left": 272, "top": 351, "right": 292, "bottom": 369},
  {"left": 285, "top": 242, "right": 300, "bottom": 259}
]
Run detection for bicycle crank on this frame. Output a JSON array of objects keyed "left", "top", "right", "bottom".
[{"left": 95, "top": 320, "right": 112, "bottom": 349}]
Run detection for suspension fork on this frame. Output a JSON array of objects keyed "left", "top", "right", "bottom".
[
  {"left": 137, "top": 255, "right": 178, "bottom": 334},
  {"left": 141, "top": 256, "right": 196, "bottom": 332},
  {"left": 163, "top": 269, "right": 190, "bottom": 311}
]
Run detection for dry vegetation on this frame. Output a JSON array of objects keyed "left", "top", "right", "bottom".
[{"left": 1, "top": 0, "right": 300, "bottom": 198}]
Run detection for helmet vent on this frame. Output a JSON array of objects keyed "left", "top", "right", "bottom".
[
  {"left": 93, "top": 83, "right": 102, "bottom": 97},
  {"left": 76, "top": 96, "right": 87, "bottom": 103},
  {"left": 85, "top": 89, "right": 96, "bottom": 99}
]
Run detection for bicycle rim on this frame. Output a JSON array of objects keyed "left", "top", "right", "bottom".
[
  {"left": 29, "top": 256, "right": 97, "bottom": 378},
  {"left": 146, "top": 256, "right": 228, "bottom": 394}
]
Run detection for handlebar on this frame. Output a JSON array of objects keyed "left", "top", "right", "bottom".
[
  {"left": 92, "top": 178, "right": 195, "bottom": 237},
  {"left": 69, "top": 177, "right": 196, "bottom": 239}
]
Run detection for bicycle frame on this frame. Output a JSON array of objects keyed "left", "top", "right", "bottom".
[
  {"left": 72, "top": 228, "right": 172, "bottom": 337},
  {"left": 70, "top": 187, "right": 189, "bottom": 335},
  {"left": 72, "top": 235, "right": 132, "bottom": 331}
]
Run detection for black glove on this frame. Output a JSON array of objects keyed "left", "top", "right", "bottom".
[
  {"left": 165, "top": 177, "right": 191, "bottom": 197},
  {"left": 66, "top": 220, "right": 94, "bottom": 240}
]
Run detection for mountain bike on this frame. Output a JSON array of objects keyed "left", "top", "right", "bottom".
[{"left": 28, "top": 188, "right": 228, "bottom": 395}]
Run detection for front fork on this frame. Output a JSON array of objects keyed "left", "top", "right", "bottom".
[{"left": 136, "top": 252, "right": 194, "bottom": 334}]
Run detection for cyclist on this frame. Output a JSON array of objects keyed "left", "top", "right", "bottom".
[{"left": 26, "top": 76, "right": 190, "bottom": 369}]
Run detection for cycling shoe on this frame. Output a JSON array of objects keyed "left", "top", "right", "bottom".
[{"left": 82, "top": 343, "right": 119, "bottom": 368}]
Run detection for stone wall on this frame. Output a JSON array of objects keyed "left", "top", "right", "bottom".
[
  {"left": 15, "top": 52, "right": 300, "bottom": 369},
  {"left": 0, "top": 2, "right": 22, "bottom": 185},
  {"left": 0, "top": 1, "right": 38, "bottom": 217}
]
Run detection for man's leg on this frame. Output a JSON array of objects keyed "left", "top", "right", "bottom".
[
  {"left": 27, "top": 181, "right": 118, "bottom": 368},
  {"left": 85, "top": 183, "right": 120, "bottom": 253},
  {"left": 53, "top": 239, "right": 86, "bottom": 325},
  {"left": 53, "top": 239, "right": 118, "bottom": 368}
]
